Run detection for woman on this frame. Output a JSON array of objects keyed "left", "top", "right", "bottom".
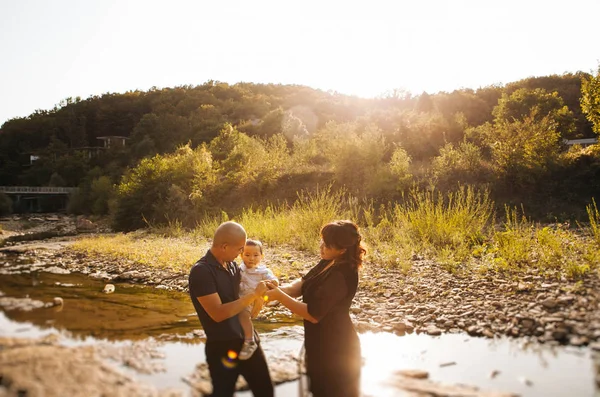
[{"left": 265, "top": 220, "right": 365, "bottom": 397}]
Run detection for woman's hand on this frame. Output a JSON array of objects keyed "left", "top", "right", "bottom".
[
  {"left": 265, "top": 287, "right": 282, "bottom": 301},
  {"left": 265, "top": 280, "right": 278, "bottom": 290}
]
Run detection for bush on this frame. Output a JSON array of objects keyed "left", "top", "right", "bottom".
[
  {"left": 431, "top": 141, "right": 491, "bottom": 189},
  {"left": 0, "top": 193, "right": 13, "bottom": 216},
  {"left": 90, "top": 176, "right": 115, "bottom": 215},
  {"left": 113, "top": 144, "right": 215, "bottom": 231},
  {"left": 209, "top": 124, "right": 290, "bottom": 187}
]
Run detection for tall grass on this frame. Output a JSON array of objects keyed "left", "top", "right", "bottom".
[
  {"left": 480, "top": 206, "right": 599, "bottom": 278},
  {"left": 75, "top": 185, "right": 600, "bottom": 279},
  {"left": 195, "top": 186, "right": 355, "bottom": 250},
  {"left": 363, "top": 186, "right": 493, "bottom": 270},
  {"left": 587, "top": 198, "right": 600, "bottom": 246}
]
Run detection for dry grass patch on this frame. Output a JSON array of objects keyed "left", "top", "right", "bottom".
[{"left": 71, "top": 231, "right": 209, "bottom": 272}]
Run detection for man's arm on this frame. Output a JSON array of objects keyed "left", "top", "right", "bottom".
[{"left": 197, "top": 282, "right": 267, "bottom": 323}]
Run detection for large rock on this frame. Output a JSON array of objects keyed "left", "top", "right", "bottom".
[
  {"left": 0, "top": 336, "right": 182, "bottom": 397},
  {"left": 76, "top": 216, "right": 97, "bottom": 232}
]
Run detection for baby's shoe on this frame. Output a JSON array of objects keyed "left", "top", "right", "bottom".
[{"left": 238, "top": 339, "right": 257, "bottom": 360}]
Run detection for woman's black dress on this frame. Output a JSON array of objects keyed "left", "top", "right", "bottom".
[{"left": 301, "top": 259, "right": 361, "bottom": 397}]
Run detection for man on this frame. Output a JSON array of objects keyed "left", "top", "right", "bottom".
[{"left": 189, "top": 221, "right": 273, "bottom": 397}]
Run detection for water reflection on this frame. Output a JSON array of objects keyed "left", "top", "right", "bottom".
[{"left": 359, "top": 331, "right": 595, "bottom": 397}]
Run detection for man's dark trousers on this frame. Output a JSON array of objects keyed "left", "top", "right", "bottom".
[{"left": 205, "top": 338, "right": 273, "bottom": 397}]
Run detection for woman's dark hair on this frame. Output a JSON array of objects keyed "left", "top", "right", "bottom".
[
  {"left": 320, "top": 220, "right": 366, "bottom": 269},
  {"left": 245, "top": 239, "right": 263, "bottom": 254}
]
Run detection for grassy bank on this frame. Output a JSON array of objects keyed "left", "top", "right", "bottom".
[
  {"left": 72, "top": 187, "right": 600, "bottom": 279},
  {"left": 72, "top": 232, "right": 206, "bottom": 273}
]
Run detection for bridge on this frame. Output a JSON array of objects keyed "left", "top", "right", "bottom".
[
  {"left": 0, "top": 186, "right": 78, "bottom": 213},
  {"left": 0, "top": 186, "right": 78, "bottom": 195}
]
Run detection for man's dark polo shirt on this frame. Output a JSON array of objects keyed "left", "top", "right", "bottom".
[{"left": 189, "top": 250, "right": 244, "bottom": 342}]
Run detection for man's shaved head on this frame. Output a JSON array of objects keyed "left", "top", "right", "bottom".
[{"left": 213, "top": 221, "right": 247, "bottom": 246}]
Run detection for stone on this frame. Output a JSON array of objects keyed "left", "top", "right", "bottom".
[
  {"left": 541, "top": 299, "right": 558, "bottom": 310},
  {"left": 518, "top": 376, "right": 533, "bottom": 386},
  {"left": 102, "top": 284, "right": 115, "bottom": 294},
  {"left": 589, "top": 342, "right": 600, "bottom": 351},
  {"left": 393, "top": 322, "right": 407, "bottom": 332},
  {"left": 467, "top": 326, "right": 479, "bottom": 336},
  {"left": 520, "top": 318, "right": 535, "bottom": 329},
  {"left": 53, "top": 297, "right": 64, "bottom": 306},
  {"left": 439, "top": 361, "right": 456, "bottom": 367},
  {"left": 482, "top": 329, "right": 495, "bottom": 338},
  {"left": 426, "top": 326, "right": 442, "bottom": 336},
  {"left": 395, "top": 369, "right": 429, "bottom": 379},
  {"left": 76, "top": 217, "right": 96, "bottom": 232}
]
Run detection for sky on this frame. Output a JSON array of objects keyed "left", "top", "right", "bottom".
[{"left": 1, "top": 0, "right": 599, "bottom": 125}]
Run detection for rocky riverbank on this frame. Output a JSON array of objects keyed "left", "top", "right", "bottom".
[
  {"left": 3, "top": 229, "right": 600, "bottom": 349},
  {"left": 1, "top": 233, "right": 533, "bottom": 397}
]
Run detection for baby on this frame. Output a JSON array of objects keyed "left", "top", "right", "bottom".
[{"left": 238, "top": 239, "right": 278, "bottom": 360}]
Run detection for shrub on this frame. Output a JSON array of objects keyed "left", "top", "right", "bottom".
[
  {"left": 90, "top": 176, "right": 115, "bottom": 215},
  {"left": 431, "top": 141, "right": 491, "bottom": 189},
  {"left": 113, "top": 144, "right": 215, "bottom": 231},
  {"left": 0, "top": 193, "right": 13, "bottom": 216}
]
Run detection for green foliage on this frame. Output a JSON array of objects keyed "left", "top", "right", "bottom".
[
  {"left": 493, "top": 88, "right": 576, "bottom": 137},
  {"left": 479, "top": 207, "right": 598, "bottom": 278},
  {"left": 66, "top": 189, "right": 86, "bottom": 214},
  {"left": 0, "top": 193, "right": 13, "bottom": 216},
  {"left": 431, "top": 141, "right": 491, "bottom": 189},
  {"left": 363, "top": 186, "right": 493, "bottom": 267},
  {"left": 481, "top": 114, "right": 561, "bottom": 190},
  {"left": 90, "top": 176, "right": 115, "bottom": 215},
  {"left": 48, "top": 172, "right": 67, "bottom": 187},
  {"left": 581, "top": 66, "right": 600, "bottom": 135},
  {"left": 1, "top": 76, "right": 599, "bottom": 224},
  {"left": 113, "top": 144, "right": 215, "bottom": 230},
  {"left": 208, "top": 124, "right": 289, "bottom": 187},
  {"left": 388, "top": 145, "right": 412, "bottom": 190},
  {"left": 130, "top": 113, "right": 192, "bottom": 156},
  {"left": 393, "top": 110, "right": 465, "bottom": 160},
  {"left": 316, "top": 122, "right": 397, "bottom": 196}
]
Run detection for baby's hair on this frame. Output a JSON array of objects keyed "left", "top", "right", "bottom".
[{"left": 245, "top": 239, "right": 263, "bottom": 254}]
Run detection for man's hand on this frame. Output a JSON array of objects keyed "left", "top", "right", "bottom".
[{"left": 254, "top": 281, "right": 268, "bottom": 297}]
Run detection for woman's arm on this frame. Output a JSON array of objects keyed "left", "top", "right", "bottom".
[
  {"left": 278, "top": 278, "right": 303, "bottom": 298},
  {"left": 265, "top": 287, "right": 318, "bottom": 324}
]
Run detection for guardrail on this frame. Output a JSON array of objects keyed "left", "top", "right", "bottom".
[{"left": 0, "top": 186, "right": 78, "bottom": 194}]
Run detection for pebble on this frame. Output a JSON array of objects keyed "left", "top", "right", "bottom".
[
  {"left": 439, "top": 361, "right": 456, "bottom": 367},
  {"left": 395, "top": 369, "right": 429, "bottom": 379}
]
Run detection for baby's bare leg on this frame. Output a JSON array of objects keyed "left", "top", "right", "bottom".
[
  {"left": 239, "top": 308, "right": 254, "bottom": 340},
  {"left": 250, "top": 297, "right": 264, "bottom": 318}
]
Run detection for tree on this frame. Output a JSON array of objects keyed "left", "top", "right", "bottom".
[
  {"left": 493, "top": 88, "right": 576, "bottom": 137},
  {"left": 487, "top": 114, "right": 561, "bottom": 191},
  {"left": 581, "top": 66, "right": 600, "bottom": 135}
]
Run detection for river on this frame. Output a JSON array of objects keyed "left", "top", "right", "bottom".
[{"left": 0, "top": 251, "right": 597, "bottom": 396}]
